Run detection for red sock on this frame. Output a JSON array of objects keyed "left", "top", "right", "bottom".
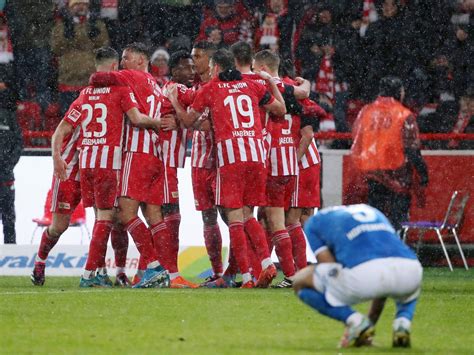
[
  {"left": 151, "top": 221, "right": 176, "bottom": 272},
  {"left": 37, "top": 229, "right": 60, "bottom": 261},
  {"left": 111, "top": 226, "right": 128, "bottom": 269},
  {"left": 125, "top": 217, "right": 158, "bottom": 266},
  {"left": 229, "top": 222, "right": 250, "bottom": 275},
  {"left": 287, "top": 223, "right": 307, "bottom": 270},
  {"left": 272, "top": 229, "right": 296, "bottom": 277},
  {"left": 164, "top": 213, "right": 181, "bottom": 273},
  {"left": 246, "top": 235, "right": 262, "bottom": 278},
  {"left": 85, "top": 220, "right": 113, "bottom": 271},
  {"left": 224, "top": 245, "right": 239, "bottom": 276},
  {"left": 244, "top": 217, "right": 271, "bottom": 261},
  {"left": 203, "top": 224, "right": 223, "bottom": 275},
  {"left": 137, "top": 255, "right": 147, "bottom": 271}
]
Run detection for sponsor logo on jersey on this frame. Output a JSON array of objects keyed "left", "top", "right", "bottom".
[
  {"left": 67, "top": 109, "right": 81, "bottom": 123},
  {"left": 172, "top": 191, "right": 179, "bottom": 199},
  {"left": 58, "top": 202, "right": 71, "bottom": 210}
]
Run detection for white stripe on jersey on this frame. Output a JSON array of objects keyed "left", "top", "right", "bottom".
[
  {"left": 113, "top": 147, "right": 122, "bottom": 170},
  {"left": 177, "top": 129, "right": 187, "bottom": 167},
  {"left": 270, "top": 148, "right": 278, "bottom": 175},
  {"left": 81, "top": 147, "right": 89, "bottom": 169},
  {"left": 169, "top": 131, "right": 177, "bottom": 167},
  {"left": 225, "top": 139, "right": 235, "bottom": 164},
  {"left": 237, "top": 137, "right": 247, "bottom": 162},
  {"left": 143, "top": 130, "right": 150, "bottom": 154},
  {"left": 217, "top": 141, "right": 224, "bottom": 168},
  {"left": 248, "top": 137, "right": 258, "bottom": 162},
  {"left": 131, "top": 127, "right": 139, "bottom": 152},
  {"left": 100, "top": 146, "right": 109, "bottom": 168},
  {"left": 300, "top": 138, "right": 320, "bottom": 169},
  {"left": 90, "top": 146, "right": 98, "bottom": 169},
  {"left": 268, "top": 146, "right": 298, "bottom": 176}
]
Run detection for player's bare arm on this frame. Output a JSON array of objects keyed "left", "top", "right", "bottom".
[
  {"left": 316, "top": 248, "right": 337, "bottom": 263},
  {"left": 297, "top": 125, "right": 314, "bottom": 161},
  {"left": 255, "top": 70, "right": 287, "bottom": 116},
  {"left": 51, "top": 120, "right": 73, "bottom": 181},
  {"left": 125, "top": 107, "right": 161, "bottom": 132},
  {"left": 293, "top": 77, "right": 310, "bottom": 99}
]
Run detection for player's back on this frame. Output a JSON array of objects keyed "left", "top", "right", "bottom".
[
  {"left": 305, "top": 204, "right": 417, "bottom": 268},
  {"left": 70, "top": 85, "right": 137, "bottom": 170}
]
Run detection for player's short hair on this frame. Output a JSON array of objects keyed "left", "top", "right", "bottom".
[
  {"left": 254, "top": 50, "right": 280, "bottom": 72},
  {"left": 279, "top": 58, "right": 296, "bottom": 78},
  {"left": 230, "top": 41, "right": 253, "bottom": 66},
  {"left": 211, "top": 49, "right": 235, "bottom": 71},
  {"left": 379, "top": 76, "right": 403, "bottom": 101},
  {"left": 124, "top": 42, "right": 151, "bottom": 60},
  {"left": 169, "top": 50, "right": 192, "bottom": 71},
  {"left": 94, "top": 47, "right": 119, "bottom": 65},
  {"left": 193, "top": 41, "right": 218, "bottom": 57}
]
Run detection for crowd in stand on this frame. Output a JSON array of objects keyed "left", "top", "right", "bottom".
[{"left": 0, "top": 0, "right": 473, "bottom": 148}]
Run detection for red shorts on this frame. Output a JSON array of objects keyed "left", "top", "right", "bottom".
[
  {"left": 216, "top": 162, "right": 266, "bottom": 209},
  {"left": 266, "top": 175, "right": 296, "bottom": 209},
  {"left": 163, "top": 165, "right": 179, "bottom": 205},
  {"left": 192, "top": 167, "right": 216, "bottom": 211},
  {"left": 290, "top": 163, "right": 321, "bottom": 208},
  {"left": 50, "top": 177, "right": 81, "bottom": 215},
  {"left": 120, "top": 152, "right": 164, "bottom": 206},
  {"left": 80, "top": 168, "right": 119, "bottom": 209}
]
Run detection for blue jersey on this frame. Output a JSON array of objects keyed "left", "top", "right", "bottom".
[{"left": 304, "top": 204, "right": 417, "bottom": 268}]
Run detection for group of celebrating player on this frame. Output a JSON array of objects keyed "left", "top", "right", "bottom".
[
  {"left": 27, "top": 38, "right": 424, "bottom": 349},
  {"left": 30, "top": 40, "right": 324, "bottom": 290}
]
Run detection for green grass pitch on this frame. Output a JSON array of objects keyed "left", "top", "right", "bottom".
[{"left": 0, "top": 268, "right": 472, "bottom": 354}]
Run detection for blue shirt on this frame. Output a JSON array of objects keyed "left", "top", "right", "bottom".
[{"left": 304, "top": 204, "right": 417, "bottom": 268}]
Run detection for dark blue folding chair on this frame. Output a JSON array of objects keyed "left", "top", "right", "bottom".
[{"left": 400, "top": 190, "right": 470, "bottom": 271}]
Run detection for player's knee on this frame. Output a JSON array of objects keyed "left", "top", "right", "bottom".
[
  {"left": 202, "top": 209, "right": 218, "bottom": 226},
  {"left": 162, "top": 203, "right": 179, "bottom": 216},
  {"left": 49, "top": 215, "right": 70, "bottom": 237}
]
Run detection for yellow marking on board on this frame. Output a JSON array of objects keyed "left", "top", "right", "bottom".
[{"left": 178, "top": 246, "right": 208, "bottom": 270}]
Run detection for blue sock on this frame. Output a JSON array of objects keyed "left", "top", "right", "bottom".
[
  {"left": 396, "top": 299, "right": 417, "bottom": 321},
  {"left": 298, "top": 288, "right": 354, "bottom": 323}
]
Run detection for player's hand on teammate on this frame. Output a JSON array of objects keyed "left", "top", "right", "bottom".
[
  {"left": 161, "top": 114, "right": 178, "bottom": 131},
  {"left": 295, "top": 77, "right": 306, "bottom": 85},
  {"left": 53, "top": 157, "right": 68, "bottom": 181},
  {"left": 165, "top": 84, "right": 179, "bottom": 104},
  {"left": 254, "top": 69, "right": 273, "bottom": 82}
]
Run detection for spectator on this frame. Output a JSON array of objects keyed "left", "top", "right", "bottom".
[
  {"left": 51, "top": 0, "right": 109, "bottom": 116},
  {"left": 205, "top": 26, "right": 225, "bottom": 48},
  {"left": 196, "top": 0, "right": 253, "bottom": 46},
  {"left": 5, "top": 0, "right": 55, "bottom": 113},
  {"left": 92, "top": 0, "right": 142, "bottom": 53},
  {"left": 449, "top": 86, "right": 474, "bottom": 149},
  {"left": 150, "top": 47, "right": 170, "bottom": 87},
  {"left": 141, "top": 0, "right": 201, "bottom": 47},
  {"left": 351, "top": 76, "right": 429, "bottom": 230},
  {"left": 254, "top": 0, "right": 290, "bottom": 53},
  {"left": 363, "top": 0, "right": 416, "bottom": 99},
  {"left": 0, "top": 58, "right": 22, "bottom": 244}
]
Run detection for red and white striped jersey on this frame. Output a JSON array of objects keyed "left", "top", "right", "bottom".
[
  {"left": 191, "top": 109, "right": 215, "bottom": 169},
  {"left": 299, "top": 138, "right": 321, "bottom": 169},
  {"left": 160, "top": 81, "right": 195, "bottom": 168},
  {"left": 90, "top": 69, "right": 164, "bottom": 157},
  {"left": 63, "top": 85, "right": 138, "bottom": 170},
  {"left": 191, "top": 76, "right": 273, "bottom": 168},
  {"left": 266, "top": 78, "right": 299, "bottom": 176},
  {"left": 60, "top": 127, "right": 81, "bottom": 182}
]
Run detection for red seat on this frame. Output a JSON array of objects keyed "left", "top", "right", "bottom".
[{"left": 31, "top": 188, "right": 90, "bottom": 244}]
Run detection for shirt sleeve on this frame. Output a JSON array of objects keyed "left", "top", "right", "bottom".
[
  {"left": 190, "top": 85, "right": 209, "bottom": 114},
  {"left": 120, "top": 88, "right": 139, "bottom": 113},
  {"left": 303, "top": 215, "right": 326, "bottom": 256},
  {"left": 178, "top": 86, "right": 196, "bottom": 108},
  {"left": 63, "top": 97, "right": 84, "bottom": 128},
  {"left": 90, "top": 71, "right": 127, "bottom": 87}
]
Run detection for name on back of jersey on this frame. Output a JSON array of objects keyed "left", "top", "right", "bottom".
[{"left": 82, "top": 137, "right": 107, "bottom": 145}]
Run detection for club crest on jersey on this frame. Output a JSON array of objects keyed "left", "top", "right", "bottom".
[
  {"left": 58, "top": 202, "right": 71, "bottom": 210},
  {"left": 67, "top": 109, "right": 81, "bottom": 123}
]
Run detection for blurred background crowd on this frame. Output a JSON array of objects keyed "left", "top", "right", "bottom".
[{"left": 0, "top": 0, "right": 473, "bottom": 148}]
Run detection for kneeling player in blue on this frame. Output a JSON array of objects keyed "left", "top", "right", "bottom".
[{"left": 293, "top": 204, "right": 422, "bottom": 348}]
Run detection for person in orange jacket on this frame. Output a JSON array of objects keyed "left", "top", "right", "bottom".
[{"left": 351, "top": 76, "right": 429, "bottom": 231}]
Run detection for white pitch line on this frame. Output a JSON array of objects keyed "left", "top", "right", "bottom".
[{"left": 0, "top": 289, "right": 251, "bottom": 296}]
